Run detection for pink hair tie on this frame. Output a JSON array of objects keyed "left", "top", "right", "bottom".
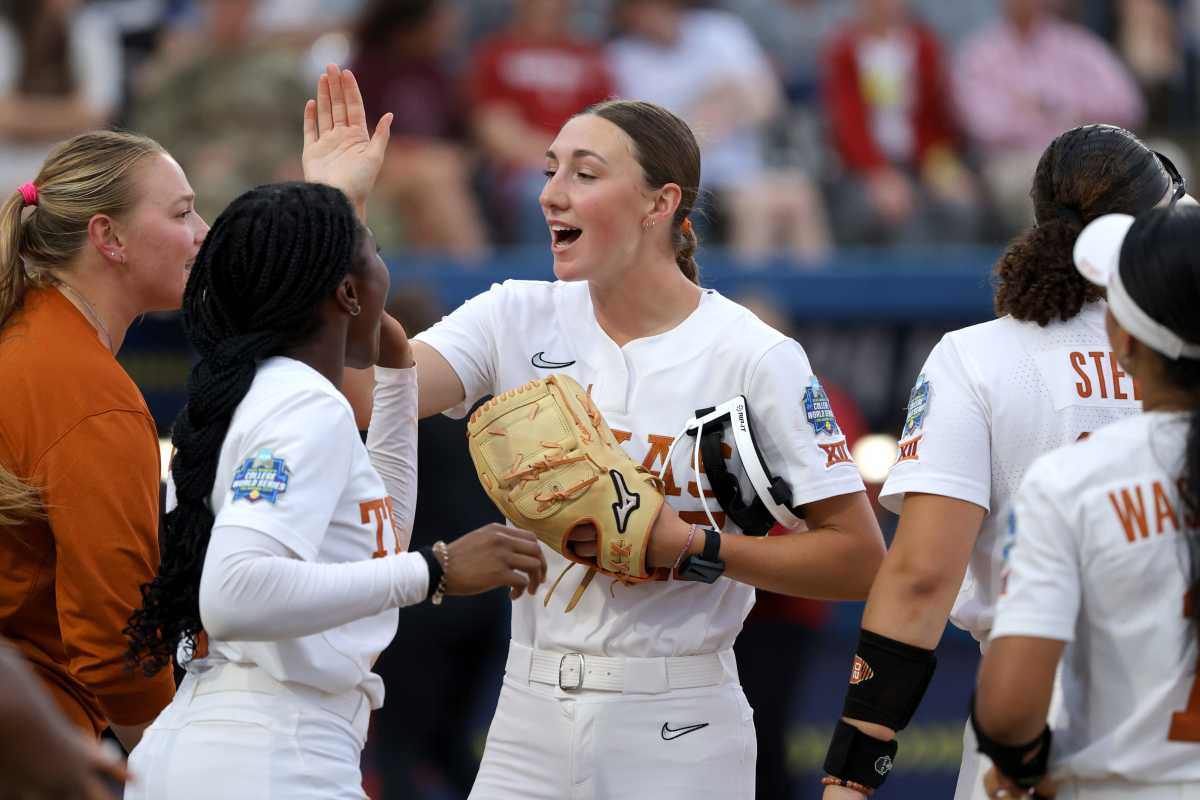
[{"left": 17, "top": 182, "right": 38, "bottom": 207}]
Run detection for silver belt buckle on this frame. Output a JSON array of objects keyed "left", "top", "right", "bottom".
[{"left": 558, "top": 652, "right": 585, "bottom": 691}]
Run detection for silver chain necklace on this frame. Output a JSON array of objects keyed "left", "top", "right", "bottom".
[{"left": 55, "top": 281, "right": 114, "bottom": 352}]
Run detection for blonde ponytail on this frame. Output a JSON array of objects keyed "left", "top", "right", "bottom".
[
  {"left": 0, "top": 130, "right": 165, "bottom": 525},
  {"left": 0, "top": 190, "right": 40, "bottom": 525},
  {"left": 0, "top": 466, "right": 44, "bottom": 527},
  {"left": 0, "top": 131, "right": 163, "bottom": 328},
  {"left": 0, "top": 192, "right": 28, "bottom": 329}
]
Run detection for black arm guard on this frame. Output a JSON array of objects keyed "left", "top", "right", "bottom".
[
  {"left": 841, "top": 629, "right": 937, "bottom": 731},
  {"left": 823, "top": 719, "right": 899, "bottom": 791},
  {"left": 970, "top": 694, "right": 1052, "bottom": 790}
]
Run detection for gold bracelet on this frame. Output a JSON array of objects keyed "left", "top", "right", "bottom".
[{"left": 431, "top": 540, "right": 450, "bottom": 605}]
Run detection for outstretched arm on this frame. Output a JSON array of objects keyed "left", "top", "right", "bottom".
[
  {"left": 642, "top": 492, "right": 885, "bottom": 600},
  {"left": 302, "top": 63, "right": 393, "bottom": 221}
]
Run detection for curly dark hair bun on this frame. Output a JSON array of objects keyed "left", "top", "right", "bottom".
[{"left": 993, "top": 124, "right": 1171, "bottom": 325}]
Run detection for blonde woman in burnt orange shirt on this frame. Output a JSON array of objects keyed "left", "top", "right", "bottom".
[{"left": 0, "top": 131, "right": 208, "bottom": 752}]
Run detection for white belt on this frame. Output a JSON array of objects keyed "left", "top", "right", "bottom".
[
  {"left": 188, "top": 663, "right": 370, "bottom": 737},
  {"left": 506, "top": 641, "right": 733, "bottom": 694}
]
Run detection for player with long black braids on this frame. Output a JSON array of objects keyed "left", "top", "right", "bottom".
[
  {"left": 126, "top": 181, "right": 362, "bottom": 676},
  {"left": 973, "top": 205, "right": 1200, "bottom": 800},
  {"left": 123, "top": 181, "right": 546, "bottom": 800}
]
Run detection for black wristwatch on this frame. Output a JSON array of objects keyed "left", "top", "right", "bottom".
[{"left": 679, "top": 528, "right": 725, "bottom": 583}]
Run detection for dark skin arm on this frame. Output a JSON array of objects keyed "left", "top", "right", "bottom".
[{"left": 0, "top": 641, "right": 130, "bottom": 800}]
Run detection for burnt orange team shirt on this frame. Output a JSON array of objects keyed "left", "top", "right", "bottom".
[{"left": 0, "top": 287, "right": 174, "bottom": 735}]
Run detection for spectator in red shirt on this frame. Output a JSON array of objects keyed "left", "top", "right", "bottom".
[
  {"left": 823, "top": 0, "right": 984, "bottom": 245},
  {"left": 350, "top": 0, "right": 488, "bottom": 257},
  {"left": 467, "top": 0, "right": 613, "bottom": 244}
]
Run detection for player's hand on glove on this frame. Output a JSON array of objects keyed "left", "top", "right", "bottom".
[
  {"left": 467, "top": 374, "right": 669, "bottom": 610},
  {"left": 302, "top": 63, "right": 392, "bottom": 215},
  {"left": 567, "top": 524, "right": 598, "bottom": 558},
  {"left": 570, "top": 508, "right": 693, "bottom": 569},
  {"left": 445, "top": 523, "right": 548, "bottom": 600}
]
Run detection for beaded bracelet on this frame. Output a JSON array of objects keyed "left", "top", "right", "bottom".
[
  {"left": 431, "top": 540, "right": 450, "bottom": 605},
  {"left": 820, "top": 776, "right": 875, "bottom": 796},
  {"left": 672, "top": 524, "right": 701, "bottom": 574}
]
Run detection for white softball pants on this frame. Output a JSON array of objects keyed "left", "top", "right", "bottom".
[
  {"left": 124, "top": 663, "right": 371, "bottom": 800},
  {"left": 468, "top": 642, "right": 756, "bottom": 800}
]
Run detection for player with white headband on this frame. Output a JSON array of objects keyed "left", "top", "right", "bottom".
[
  {"left": 820, "top": 124, "right": 1192, "bottom": 800},
  {"left": 973, "top": 203, "right": 1200, "bottom": 799}
]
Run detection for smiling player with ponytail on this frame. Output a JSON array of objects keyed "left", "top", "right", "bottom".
[{"left": 307, "top": 65, "right": 887, "bottom": 799}]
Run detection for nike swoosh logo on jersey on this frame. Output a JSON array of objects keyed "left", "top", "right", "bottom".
[
  {"left": 661, "top": 722, "right": 709, "bottom": 741},
  {"left": 609, "top": 470, "right": 641, "bottom": 533},
  {"left": 531, "top": 351, "right": 576, "bottom": 369}
]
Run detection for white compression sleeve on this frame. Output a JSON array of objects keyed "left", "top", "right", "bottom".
[
  {"left": 199, "top": 525, "right": 429, "bottom": 642},
  {"left": 366, "top": 366, "right": 418, "bottom": 552}
]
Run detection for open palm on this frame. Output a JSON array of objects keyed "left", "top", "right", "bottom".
[{"left": 302, "top": 64, "right": 393, "bottom": 214}]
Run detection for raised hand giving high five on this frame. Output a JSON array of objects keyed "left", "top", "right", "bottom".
[{"left": 302, "top": 63, "right": 392, "bottom": 220}]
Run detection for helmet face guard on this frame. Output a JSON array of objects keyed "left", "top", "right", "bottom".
[{"left": 661, "top": 396, "right": 800, "bottom": 536}]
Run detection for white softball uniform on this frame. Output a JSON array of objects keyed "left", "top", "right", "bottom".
[
  {"left": 993, "top": 411, "right": 1200, "bottom": 798},
  {"left": 414, "top": 279, "right": 864, "bottom": 799},
  {"left": 127, "top": 359, "right": 425, "bottom": 800},
  {"left": 878, "top": 303, "right": 1143, "bottom": 800}
]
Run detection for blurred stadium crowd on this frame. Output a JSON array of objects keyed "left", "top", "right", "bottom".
[
  {"left": 6, "top": 2, "right": 1197, "bottom": 799},
  {"left": 4, "top": 0, "right": 1198, "bottom": 263}
]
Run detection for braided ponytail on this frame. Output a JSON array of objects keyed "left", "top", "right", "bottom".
[{"left": 126, "top": 182, "right": 359, "bottom": 675}]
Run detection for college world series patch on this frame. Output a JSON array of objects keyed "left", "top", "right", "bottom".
[
  {"left": 803, "top": 376, "right": 840, "bottom": 436},
  {"left": 231, "top": 448, "right": 290, "bottom": 503},
  {"left": 901, "top": 373, "right": 932, "bottom": 440}
]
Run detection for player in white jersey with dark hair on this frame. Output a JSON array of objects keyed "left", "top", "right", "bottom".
[
  {"left": 308, "top": 69, "right": 887, "bottom": 798},
  {"left": 973, "top": 204, "right": 1200, "bottom": 799},
  {"left": 821, "top": 124, "right": 1193, "bottom": 800},
  {"left": 122, "top": 73, "right": 548, "bottom": 799}
]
